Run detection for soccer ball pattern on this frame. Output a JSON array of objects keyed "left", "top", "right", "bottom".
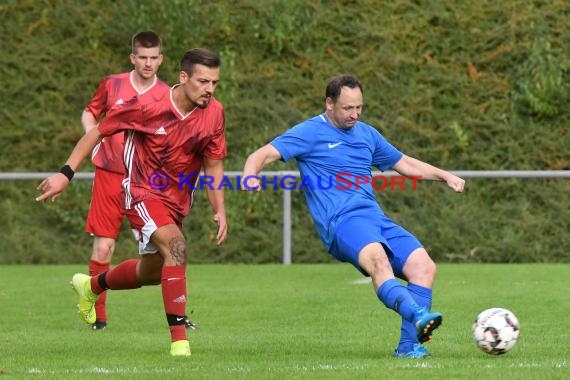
[{"left": 472, "top": 308, "right": 520, "bottom": 355}]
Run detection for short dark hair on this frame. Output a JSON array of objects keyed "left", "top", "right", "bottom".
[
  {"left": 325, "top": 74, "right": 363, "bottom": 103},
  {"left": 131, "top": 31, "right": 162, "bottom": 53},
  {"left": 180, "top": 48, "right": 220, "bottom": 76}
]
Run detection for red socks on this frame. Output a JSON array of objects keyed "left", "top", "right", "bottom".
[
  {"left": 89, "top": 260, "right": 109, "bottom": 322},
  {"left": 90, "top": 259, "right": 141, "bottom": 294},
  {"left": 162, "top": 266, "right": 188, "bottom": 342},
  {"left": 88, "top": 260, "right": 188, "bottom": 343}
]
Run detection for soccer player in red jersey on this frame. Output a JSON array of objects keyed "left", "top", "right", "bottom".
[
  {"left": 37, "top": 48, "right": 227, "bottom": 356},
  {"left": 82, "top": 31, "right": 169, "bottom": 331}
]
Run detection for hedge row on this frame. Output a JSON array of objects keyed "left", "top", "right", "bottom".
[{"left": 1, "top": 0, "right": 568, "bottom": 263}]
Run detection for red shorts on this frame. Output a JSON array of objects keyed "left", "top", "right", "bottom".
[
  {"left": 85, "top": 167, "right": 125, "bottom": 239},
  {"left": 125, "top": 198, "right": 182, "bottom": 255}
]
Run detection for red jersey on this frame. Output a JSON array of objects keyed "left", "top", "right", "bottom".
[
  {"left": 85, "top": 71, "right": 169, "bottom": 174},
  {"left": 98, "top": 86, "right": 227, "bottom": 221}
]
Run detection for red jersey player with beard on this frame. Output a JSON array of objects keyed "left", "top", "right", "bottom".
[{"left": 37, "top": 48, "right": 228, "bottom": 357}]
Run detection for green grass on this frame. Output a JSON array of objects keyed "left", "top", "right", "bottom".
[{"left": 0, "top": 264, "right": 569, "bottom": 379}]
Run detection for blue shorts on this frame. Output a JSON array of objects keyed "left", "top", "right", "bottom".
[{"left": 329, "top": 211, "right": 422, "bottom": 279}]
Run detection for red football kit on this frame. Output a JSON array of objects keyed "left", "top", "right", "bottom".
[
  {"left": 90, "top": 83, "right": 225, "bottom": 344},
  {"left": 87, "top": 71, "right": 169, "bottom": 174},
  {"left": 84, "top": 72, "right": 169, "bottom": 238},
  {"left": 98, "top": 85, "right": 227, "bottom": 236}
]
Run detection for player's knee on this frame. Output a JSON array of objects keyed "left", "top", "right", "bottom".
[
  {"left": 138, "top": 254, "right": 164, "bottom": 285},
  {"left": 165, "top": 235, "right": 187, "bottom": 266},
  {"left": 423, "top": 258, "right": 437, "bottom": 279},
  {"left": 142, "top": 266, "right": 162, "bottom": 284},
  {"left": 429, "top": 258, "right": 437, "bottom": 274},
  {"left": 364, "top": 252, "right": 392, "bottom": 278},
  {"left": 91, "top": 239, "right": 115, "bottom": 262},
  {"left": 139, "top": 273, "right": 161, "bottom": 286},
  {"left": 416, "top": 256, "right": 436, "bottom": 278},
  {"left": 405, "top": 251, "right": 437, "bottom": 284},
  {"left": 146, "top": 272, "right": 162, "bottom": 285}
]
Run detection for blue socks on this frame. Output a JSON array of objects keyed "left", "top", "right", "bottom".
[
  {"left": 397, "top": 283, "right": 433, "bottom": 353},
  {"left": 376, "top": 279, "right": 420, "bottom": 322}
]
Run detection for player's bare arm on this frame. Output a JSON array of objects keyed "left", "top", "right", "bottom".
[
  {"left": 203, "top": 157, "right": 228, "bottom": 245},
  {"left": 81, "top": 110, "right": 100, "bottom": 133},
  {"left": 241, "top": 144, "right": 283, "bottom": 191},
  {"left": 36, "top": 127, "right": 103, "bottom": 202},
  {"left": 392, "top": 154, "right": 465, "bottom": 193}
]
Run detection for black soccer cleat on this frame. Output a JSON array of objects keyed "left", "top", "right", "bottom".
[{"left": 91, "top": 320, "right": 107, "bottom": 330}]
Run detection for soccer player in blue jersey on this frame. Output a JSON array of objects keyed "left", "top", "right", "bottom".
[{"left": 241, "top": 74, "right": 465, "bottom": 358}]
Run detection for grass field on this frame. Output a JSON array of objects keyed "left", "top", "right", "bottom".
[{"left": 0, "top": 264, "right": 569, "bottom": 379}]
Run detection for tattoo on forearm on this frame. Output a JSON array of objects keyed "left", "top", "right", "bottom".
[{"left": 168, "top": 236, "right": 186, "bottom": 266}]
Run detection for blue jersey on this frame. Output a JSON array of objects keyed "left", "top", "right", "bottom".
[{"left": 271, "top": 113, "right": 403, "bottom": 250}]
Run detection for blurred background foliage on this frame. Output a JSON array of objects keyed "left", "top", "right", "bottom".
[{"left": 0, "top": 0, "right": 568, "bottom": 264}]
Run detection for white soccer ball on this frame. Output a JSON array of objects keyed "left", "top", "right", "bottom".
[{"left": 472, "top": 308, "right": 520, "bottom": 355}]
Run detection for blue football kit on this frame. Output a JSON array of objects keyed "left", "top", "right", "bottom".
[{"left": 271, "top": 113, "right": 422, "bottom": 277}]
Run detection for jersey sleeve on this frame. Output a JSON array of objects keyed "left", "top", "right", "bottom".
[
  {"left": 97, "top": 97, "right": 144, "bottom": 136},
  {"left": 270, "top": 123, "right": 313, "bottom": 162},
  {"left": 371, "top": 130, "right": 404, "bottom": 171},
  {"left": 84, "top": 77, "right": 109, "bottom": 120}
]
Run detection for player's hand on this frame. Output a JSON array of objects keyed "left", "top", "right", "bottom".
[
  {"left": 213, "top": 212, "right": 228, "bottom": 245},
  {"left": 446, "top": 175, "right": 465, "bottom": 193},
  {"left": 35, "top": 173, "right": 70, "bottom": 202},
  {"left": 241, "top": 175, "right": 261, "bottom": 191}
]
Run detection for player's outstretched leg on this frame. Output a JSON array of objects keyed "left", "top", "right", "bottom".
[
  {"left": 414, "top": 307, "right": 442, "bottom": 343},
  {"left": 70, "top": 273, "right": 98, "bottom": 325}
]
